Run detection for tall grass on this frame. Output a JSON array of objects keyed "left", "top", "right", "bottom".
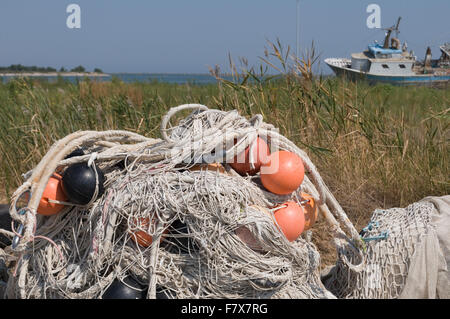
[
  {"left": 210, "top": 41, "right": 449, "bottom": 228},
  {"left": 0, "top": 43, "right": 448, "bottom": 236}
]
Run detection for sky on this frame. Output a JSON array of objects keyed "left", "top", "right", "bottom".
[{"left": 0, "top": 0, "right": 449, "bottom": 74}]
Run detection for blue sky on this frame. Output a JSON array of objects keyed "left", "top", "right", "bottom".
[{"left": 0, "top": 0, "right": 449, "bottom": 74}]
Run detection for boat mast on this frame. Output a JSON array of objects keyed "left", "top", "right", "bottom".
[{"left": 383, "top": 16, "right": 401, "bottom": 49}]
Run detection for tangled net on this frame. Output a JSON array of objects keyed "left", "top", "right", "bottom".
[
  {"left": 324, "top": 200, "right": 435, "bottom": 298},
  {"left": 1, "top": 104, "right": 448, "bottom": 299}
]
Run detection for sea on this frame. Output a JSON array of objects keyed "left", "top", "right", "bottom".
[{"left": 0, "top": 73, "right": 236, "bottom": 85}]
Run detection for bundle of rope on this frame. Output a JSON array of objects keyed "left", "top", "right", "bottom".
[
  {"left": 8, "top": 103, "right": 444, "bottom": 299},
  {"left": 3, "top": 104, "right": 362, "bottom": 299}
]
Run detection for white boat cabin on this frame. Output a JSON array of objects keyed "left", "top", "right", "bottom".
[{"left": 351, "top": 43, "right": 415, "bottom": 76}]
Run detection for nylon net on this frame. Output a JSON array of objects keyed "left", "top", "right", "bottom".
[
  {"left": 323, "top": 201, "right": 435, "bottom": 298},
  {"left": 0, "top": 104, "right": 445, "bottom": 299},
  {"left": 3, "top": 105, "right": 342, "bottom": 299}
]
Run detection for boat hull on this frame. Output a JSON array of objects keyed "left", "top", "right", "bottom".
[{"left": 325, "top": 58, "right": 450, "bottom": 86}]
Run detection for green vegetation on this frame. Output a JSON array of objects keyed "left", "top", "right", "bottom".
[
  {"left": 0, "top": 64, "right": 104, "bottom": 73},
  {"left": 0, "top": 43, "right": 448, "bottom": 248},
  {"left": 0, "top": 64, "right": 57, "bottom": 73},
  {"left": 70, "top": 65, "right": 86, "bottom": 73}
]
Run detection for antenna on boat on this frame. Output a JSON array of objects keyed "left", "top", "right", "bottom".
[
  {"left": 296, "top": 0, "right": 300, "bottom": 59},
  {"left": 394, "top": 16, "right": 401, "bottom": 38}
]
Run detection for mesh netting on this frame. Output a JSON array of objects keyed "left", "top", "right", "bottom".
[
  {"left": 323, "top": 201, "right": 435, "bottom": 298},
  {"left": 3, "top": 104, "right": 349, "bottom": 299},
  {"left": 0, "top": 104, "right": 447, "bottom": 299}
]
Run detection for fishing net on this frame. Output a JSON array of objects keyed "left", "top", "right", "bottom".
[
  {"left": 322, "top": 196, "right": 450, "bottom": 299},
  {"left": 0, "top": 104, "right": 448, "bottom": 299}
]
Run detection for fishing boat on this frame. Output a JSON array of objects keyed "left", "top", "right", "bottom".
[{"left": 325, "top": 17, "right": 450, "bottom": 86}]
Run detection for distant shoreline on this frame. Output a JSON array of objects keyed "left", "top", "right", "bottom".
[{"left": 0, "top": 72, "right": 110, "bottom": 77}]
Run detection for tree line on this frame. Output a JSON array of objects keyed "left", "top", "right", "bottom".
[{"left": 0, "top": 64, "right": 103, "bottom": 73}]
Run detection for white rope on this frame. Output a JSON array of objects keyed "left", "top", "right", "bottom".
[{"left": 4, "top": 104, "right": 366, "bottom": 299}]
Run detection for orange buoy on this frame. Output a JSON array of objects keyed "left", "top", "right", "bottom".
[
  {"left": 190, "top": 163, "right": 227, "bottom": 174},
  {"left": 260, "top": 151, "right": 305, "bottom": 195},
  {"left": 37, "top": 173, "right": 68, "bottom": 216},
  {"left": 300, "top": 192, "right": 319, "bottom": 231},
  {"left": 273, "top": 201, "right": 305, "bottom": 242},
  {"left": 235, "top": 205, "right": 270, "bottom": 251},
  {"left": 129, "top": 217, "right": 167, "bottom": 248},
  {"left": 230, "top": 137, "right": 270, "bottom": 175},
  {"left": 235, "top": 226, "right": 263, "bottom": 251}
]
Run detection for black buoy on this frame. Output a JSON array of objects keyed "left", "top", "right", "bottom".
[
  {"left": 0, "top": 204, "right": 12, "bottom": 248},
  {"left": 164, "top": 219, "right": 198, "bottom": 254},
  {"left": 156, "top": 287, "right": 171, "bottom": 299},
  {"left": 114, "top": 159, "right": 126, "bottom": 171},
  {"left": 62, "top": 162, "right": 105, "bottom": 205},
  {"left": 102, "top": 276, "right": 147, "bottom": 299},
  {"left": 65, "top": 148, "right": 84, "bottom": 159}
]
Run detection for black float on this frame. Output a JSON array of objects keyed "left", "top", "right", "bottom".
[
  {"left": 102, "top": 275, "right": 170, "bottom": 299},
  {"left": 62, "top": 162, "right": 105, "bottom": 205},
  {"left": 65, "top": 148, "right": 85, "bottom": 159},
  {"left": 0, "top": 204, "right": 11, "bottom": 247},
  {"left": 164, "top": 219, "right": 198, "bottom": 254},
  {"left": 102, "top": 276, "right": 147, "bottom": 299}
]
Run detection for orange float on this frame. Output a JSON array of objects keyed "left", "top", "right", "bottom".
[
  {"left": 129, "top": 217, "right": 168, "bottom": 248},
  {"left": 230, "top": 137, "right": 270, "bottom": 176},
  {"left": 300, "top": 192, "right": 319, "bottom": 231},
  {"left": 260, "top": 151, "right": 305, "bottom": 195},
  {"left": 273, "top": 201, "right": 305, "bottom": 242},
  {"left": 37, "top": 173, "right": 68, "bottom": 216},
  {"left": 235, "top": 226, "right": 263, "bottom": 251},
  {"left": 234, "top": 205, "right": 270, "bottom": 251},
  {"left": 190, "top": 163, "right": 227, "bottom": 174}
]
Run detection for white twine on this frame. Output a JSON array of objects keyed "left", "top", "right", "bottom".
[{"left": 4, "top": 104, "right": 365, "bottom": 299}]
